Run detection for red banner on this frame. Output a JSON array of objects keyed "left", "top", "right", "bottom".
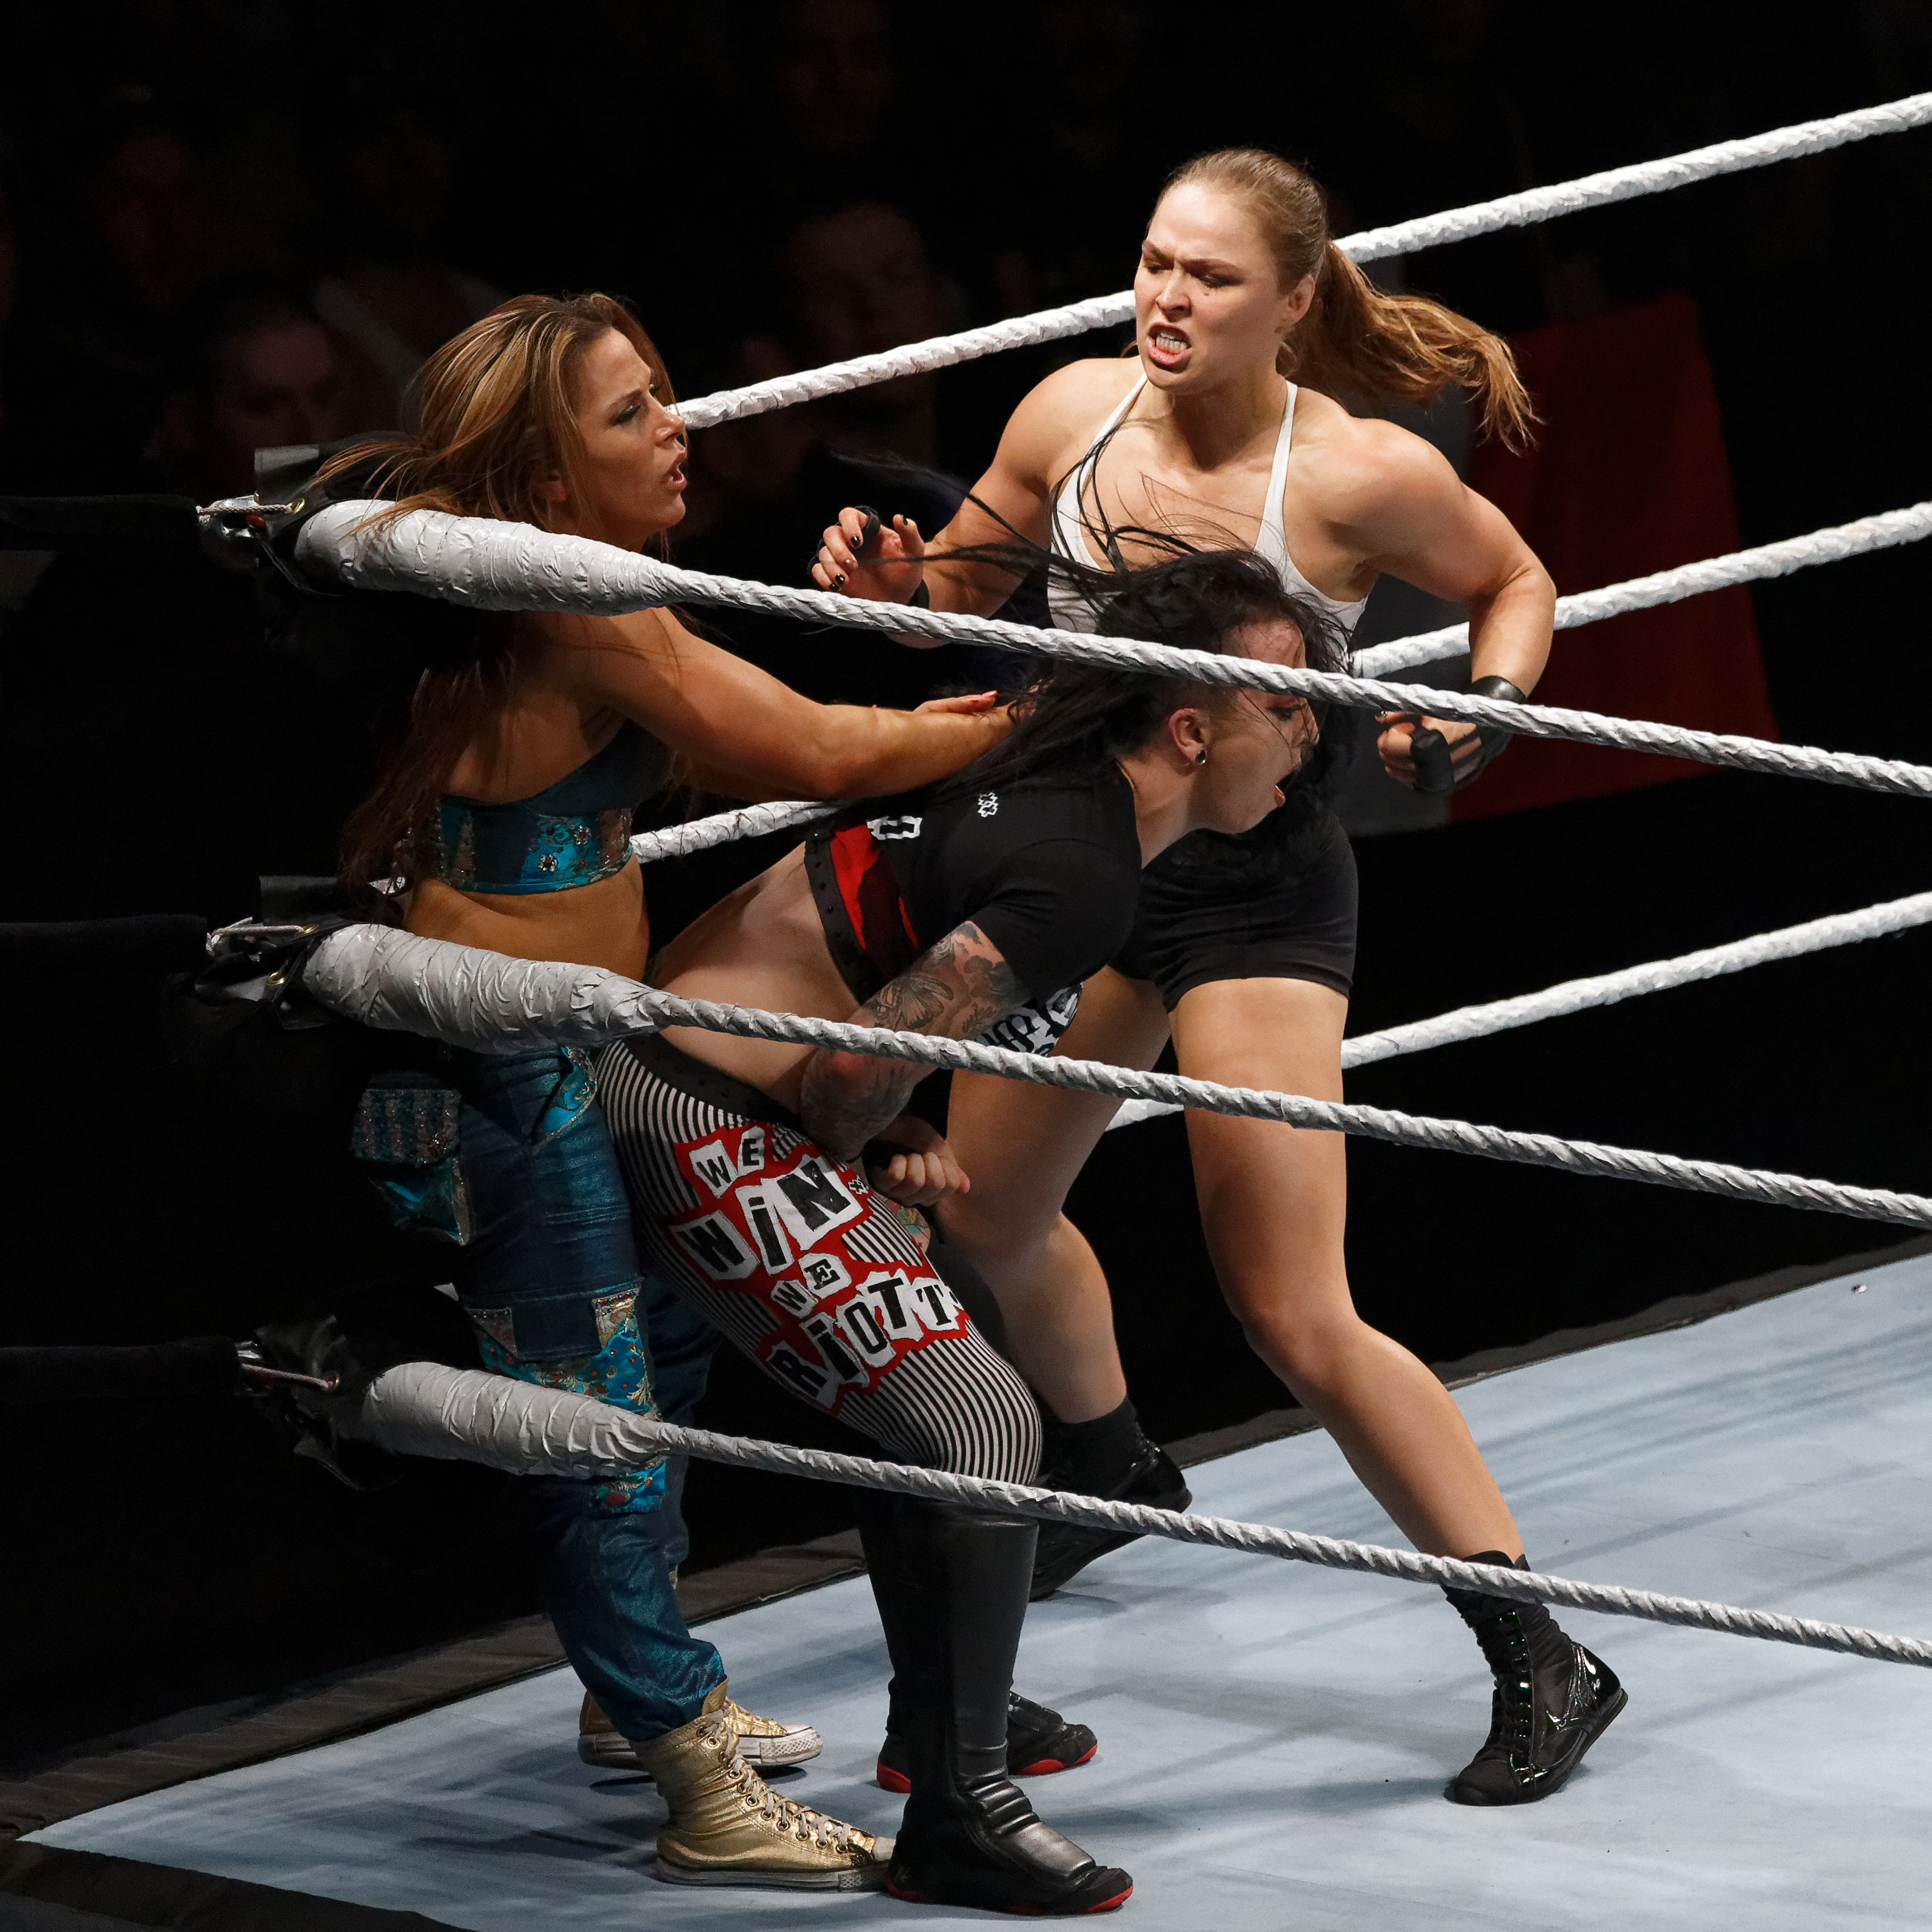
[{"left": 1455, "top": 291, "right": 1779, "bottom": 821}]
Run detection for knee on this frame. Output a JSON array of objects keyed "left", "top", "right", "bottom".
[
  {"left": 889, "top": 1348, "right": 1041, "bottom": 1488},
  {"left": 1235, "top": 1300, "right": 1365, "bottom": 1401}
]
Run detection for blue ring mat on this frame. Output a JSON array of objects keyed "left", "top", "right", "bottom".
[{"left": 31, "top": 1256, "right": 1932, "bottom": 1928}]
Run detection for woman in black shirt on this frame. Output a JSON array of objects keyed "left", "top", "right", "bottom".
[{"left": 597, "top": 551, "right": 1326, "bottom": 1916}]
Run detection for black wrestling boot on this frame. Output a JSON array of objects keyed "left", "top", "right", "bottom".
[
  {"left": 1030, "top": 1401, "right": 1191, "bottom": 1601},
  {"left": 1443, "top": 1552, "right": 1627, "bottom": 1806},
  {"left": 876, "top": 1688, "right": 1100, "bottom": 1793},
  {"left": 858, "top": 1495, "right": 1132, "bottom": 1915}
]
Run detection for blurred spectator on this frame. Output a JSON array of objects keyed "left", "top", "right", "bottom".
[
  {"left": 1, "top": 275, "right": 378, "bottom": 914},
  {"left": 0, "top": 88, "right": 213, "bottom": 490},
  {"left": 674, "top": 199, "right": 986, "bottom": 710},
  {"left": 1320, "top": 0, "right": 1549, "bottom": 333},
  {"left": 776, "top": 199, "right": 953, "bottom": 468},
  {"left": 151, "top": 279, "right": 351, "bottom": 502},
  {"left": 753, "top": 0, "right": 902, "bottom": 182},
  {"left": 9, "top": 278, "right": 358, "bottom": 701},
  {"left": 520, "top": 0, "right": 745, "bottom": 304},
  {"left": 965, "top": 1, "right": 1165, "bottom": 318},
  {"left": 310, "top": 102, "right": 502, "bottom": 423}
]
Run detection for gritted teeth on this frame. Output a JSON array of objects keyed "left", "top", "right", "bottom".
[{"left": 1150, "top": 327, "right": 1189, "bottom": 351}]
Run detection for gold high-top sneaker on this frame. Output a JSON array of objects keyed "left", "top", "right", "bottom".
[
  {"left": 578, "top": 1688, "right": 822, "bottom": 1771},
  {"left": 632, "top": 1684, "right": 891, "bottom": 1890}
]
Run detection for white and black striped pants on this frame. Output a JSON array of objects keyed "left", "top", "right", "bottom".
[{"left": 597, "top": 1034, "right": 1041, "bottom": 1484}]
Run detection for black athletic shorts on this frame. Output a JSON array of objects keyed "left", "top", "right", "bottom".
[{"left": 1110, "top": 809, "right": 1358, "bottom": 1012}]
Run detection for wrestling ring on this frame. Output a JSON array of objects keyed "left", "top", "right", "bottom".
[{"left": 13, "top": 90, "right": 1932, "bottom": 1931}]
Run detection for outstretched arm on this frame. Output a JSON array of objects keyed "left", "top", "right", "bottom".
[
  {"left": 572, "top": 606, "right": 1009, "bottom": 798},
  {"left": 798, "top": 919, "right": 1027, "bottom": 1160}
]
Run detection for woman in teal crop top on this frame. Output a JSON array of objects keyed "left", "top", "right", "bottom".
[
  {"left": 318, "top": 293, "right": 1013, "bottom": 1895},
  {"left": 332, "top": 295, "right": 1008, "bottom": 978}
]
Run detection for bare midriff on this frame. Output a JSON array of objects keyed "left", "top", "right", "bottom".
[
  {"left": 648, "top": 849, "right": 855, "bottom": 1110},
  {"left": 406, "top": 862, "right": 651, "bottom": 980}
]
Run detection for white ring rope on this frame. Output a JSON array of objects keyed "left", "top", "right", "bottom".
[
  {"left": 1110, "top": 889, "right": 1932, "bottom": 1128},
  {"left": 630, "top": 813, "right": 1932, "bottom": 1135},
  {"left": 301, "top": 924, "right": 1932, "bottom": 1230},
  {"left": 1353, "top": 501, "right": 1932, "bottom": 677},
  {"left": 297, "top": 505, "right": 1932, "bottom": 800},
  {"left": 673, "top": 92, "right": 1932, "bottom": 431},
  {"left": 349, "top": 1360, "right": 1932, "bottom": 1671},
  {"left": 624, "top": 497, "right": 1932, "bottom": 870},
  {"left": 622, "top": 802, "right": 1932, "bottom": 1135},
  {"left": 630, "top": 797, "right": 832, "bottom": 864}
]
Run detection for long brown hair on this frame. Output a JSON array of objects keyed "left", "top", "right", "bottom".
[
  {"left": 1160, "top": 149, "right": 1534, "bottom": 449},
  {"left": 331, "top": 292, "right": 674, "bottom": 898}
]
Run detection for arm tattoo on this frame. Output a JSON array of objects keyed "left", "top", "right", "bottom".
[{"left": 800, "top": 921, "right": 1026, "bottom": 1158}]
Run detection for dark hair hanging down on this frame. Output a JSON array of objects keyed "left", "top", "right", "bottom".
[{"left": 920, "top": 498, "right": 1348, "bottom": 800}]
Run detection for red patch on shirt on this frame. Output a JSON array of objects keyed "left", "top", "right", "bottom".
[{"left": 827, "top": 824, "right": 921, "bottom": 986}]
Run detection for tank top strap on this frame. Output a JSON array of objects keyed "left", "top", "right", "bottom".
[
  {"left": 1255, "top": 382, "right": 1298, "bottom": 569},
  {"left": 1053, "top": 373, "right": 1148, "bottom": 558}
]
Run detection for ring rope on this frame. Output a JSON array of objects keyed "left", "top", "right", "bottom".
[
  {"left": 630, "top": 797, "right": 832, "bottom": 864},
  {"left": 1110, "top": 888, "right": 1932, "bottom": 1127},
  {"left": 358, "top": 1362, "right": 1932, "bottom": 1671},
  {"left": 1353, "top": 499, "right": 1932, "bottom": 676},
  {"left": 625, "top": 499, "right": 1932, "bottom": 863},
  {"left": 673, "top": 92, "right": 1932, "bottom": 431},
  {"left": 620, "top": 806, "right": 1932, "bottom": 1131},
  {"left": 301, "top": 924, "right": 1932, "bottom": 1231},
  {"left": 298, "top": 506, "right": 1932, "bottom": 800}
]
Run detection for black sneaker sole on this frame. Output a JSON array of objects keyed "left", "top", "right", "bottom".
[{"left": 877, "top": 1731, "right": 1098, "bottom": 1792}]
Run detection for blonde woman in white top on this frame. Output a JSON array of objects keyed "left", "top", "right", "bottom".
[{"left": 815, "top": 153, "right": 1625, "bottom": 1809}]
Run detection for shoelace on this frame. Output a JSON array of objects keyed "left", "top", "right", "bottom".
[
  {"left": 1474, "top": 1619, "right": 1539, "bottom": 1753},
  {"left": 710, "top": 1728, "right": 868, "bottom": 1853}
]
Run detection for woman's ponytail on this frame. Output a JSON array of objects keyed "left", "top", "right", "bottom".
[
  {"left": 1160, "top": 150, "right": 1535, "bottom": 450},
  {"left": 1295, "top": 241, "right": 1533, "bottom": 449}
]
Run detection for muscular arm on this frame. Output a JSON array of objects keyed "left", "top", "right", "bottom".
[
  {"left": 813, "top": 361, "right": 1132, "bottom": 641},
  {"left": 798, "top": 920, "right": 1026, "bottom": 1158},
  {"left": 569, "top": 605, "right": 1008, "bottom": 797},
  {"left": 1334, "top": 423, "right": 1554, "bottom": 692},
  {"left": 1320, "top": 421, "right": 1554, "bottom": 785}
]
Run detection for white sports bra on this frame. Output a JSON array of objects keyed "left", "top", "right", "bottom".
[{"left": 1048, "top": 373, "right": 1371, "bottom": 638}]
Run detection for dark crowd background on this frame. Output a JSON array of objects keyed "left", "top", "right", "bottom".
[{"left": 5, "top": 0, "right": 1932, "bottom": 1771}]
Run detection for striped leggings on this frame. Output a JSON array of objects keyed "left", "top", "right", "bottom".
[{"left": 597, "top": 1033, "right": 1041, "bottom": 1485}]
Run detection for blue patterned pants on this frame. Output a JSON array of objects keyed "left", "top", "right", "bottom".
[{"left": 449, "top": 1043, "right": 725, "bottom": 1741}]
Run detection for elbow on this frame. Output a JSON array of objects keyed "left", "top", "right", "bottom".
[
  {"left": 798, "top": 1053, "right": 871, "bottom": 1157},
  {"left": 1510, "top": 553, "right": 1555, "bottom": 616}
]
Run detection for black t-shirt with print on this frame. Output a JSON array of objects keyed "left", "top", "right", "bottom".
[{"left": 803, "top": 767, "right": 1141, "bottom": 1056}]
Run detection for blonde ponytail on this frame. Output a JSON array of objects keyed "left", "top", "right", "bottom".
[{"left": 1162, "top": 150, "right": 1535, "bottom": 449}]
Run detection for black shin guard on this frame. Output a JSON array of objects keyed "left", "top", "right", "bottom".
[
  {"left": 858, "top": 1495, "right": 1131, "bottom": 1914},
  {"left": 1443, "top": 1552, "right": 1626, "bottom": 1805}
]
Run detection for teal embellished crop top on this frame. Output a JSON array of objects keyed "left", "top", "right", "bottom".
[{"left": 431, "top": 722, "right": 672, "bottom": 894}]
